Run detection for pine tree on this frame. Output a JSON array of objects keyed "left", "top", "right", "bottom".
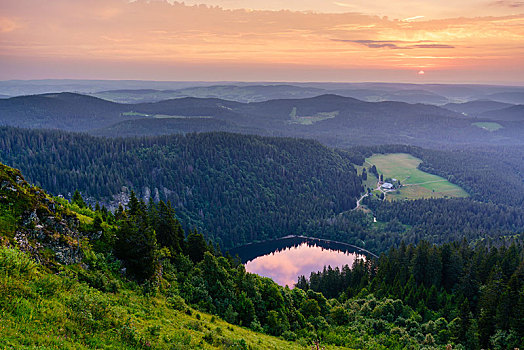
[{"left": 72, "top": 190, "right": 86, "bottom": 208}]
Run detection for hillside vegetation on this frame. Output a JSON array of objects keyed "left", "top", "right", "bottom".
[
  {"left": 1, "top": 162, "right": 523, "bottom": 349},
  {"left": 4, "top": 128, "right": 524, "bottom": 254}
]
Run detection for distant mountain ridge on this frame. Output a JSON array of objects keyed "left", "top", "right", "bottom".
[
  {"left": 1, "top": 91, "right": 524, "bottom": 147},
  {"left": 443, "top": 99, "right": 515, "bottom": 116},
  {"left": 480, "top": 104, "right": 524, "bottom": 121},
  {"left": 0, "top": 92, "right": 125, "bottom": 131}
]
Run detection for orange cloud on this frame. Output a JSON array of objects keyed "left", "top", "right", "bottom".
[
  {"left": 0, "top": 0, "right": 522, "bottom": 82},
  {"left": 0, "top": 17, "right": 19, "bottom": 33}
]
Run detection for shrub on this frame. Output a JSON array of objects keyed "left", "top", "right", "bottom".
[
  {"left": 0, "top": 247, "right": 37, "bottom": 278},
  {"left": 67, "top": 286, "right": 113, "bottom": 332},
  {"left": 167, "top": 294, "right": 188, "bottom": 311},
  {"left": 31, "top": 273, "right": 62, "bottom": 297},
  {"left": 282, "top": 330, "right": 297, "bottom": 341}
]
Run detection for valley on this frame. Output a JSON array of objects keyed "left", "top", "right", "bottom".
[
  {"left": 0, "top": 89, "right": 523, "bottom": 349},
  {"left": 0, "top": 77, "right": 523, "bottom": 350},
  {"left": 2, "top": 0, "right": 524, "bottom": 347}
]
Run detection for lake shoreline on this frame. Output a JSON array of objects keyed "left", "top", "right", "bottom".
[{"left": 228, "top": 235, "right": 378, "bottom": 263}]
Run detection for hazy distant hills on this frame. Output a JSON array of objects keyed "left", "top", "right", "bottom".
[
  {"left": 330, "top": 88, "right": 450, "bottom": 105},
  {"left": 1, "top": 91, "right": 524, "bottom": 147},
  {"left": 0, "top": 79, "right": 216, "bottom": 96},
  {"left": 483, "top": 91, "right": 524, "bottom": 105},
  {"left": 92, "top": 85, "right": 327, "bottom": 104},
  {"left": 2, "top": 80, "right": 524, "bottom": 105},
  {"left": 480, "top": 104, "right": 524, "bottom": 121},
  {"left": 0, "top": 92, "right": 127, "bottom": 131},
  {"left": 92, "top": 85, "right": 451, "bottom": 105},
  {"left": 443, "top": 100, "right": 515, "bottom": 116},
  {"left": 91, "top": 83, "right": 524, "bottom": 105}
]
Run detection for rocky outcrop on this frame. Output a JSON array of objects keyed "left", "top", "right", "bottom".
[{"left": 0, "top": 163, "right": 83, "bottom": 266}]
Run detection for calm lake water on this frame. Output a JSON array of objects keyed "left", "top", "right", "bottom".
[{"left": 228, "top": 236, "right": 374, "bottom": 287}]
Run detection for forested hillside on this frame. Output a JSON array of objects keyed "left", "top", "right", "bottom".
[
  {"left": 1, "top": 161, "right": 522, "bottom": 349},
  {"left": 4, "top": 127, "right": 524, "bottom": 253},
  {"left": 364, "top": 197, "right": 524, "bottom": 244},
  {"left": 299, "top": 240, "right": 524, "bottom": 349},
  {"left": 0, "top": 128, "right": 362, "bottom": 248},
  {"left": 0, "top": 93, "right": 127, "bottom": 130}
]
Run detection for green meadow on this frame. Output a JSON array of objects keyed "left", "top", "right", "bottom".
[
  {"left": 289, "top": 107, "right": 338, "bottom": 125},
  {"left": 365, "top": 153, "right": 469, "bottom": 200},
  {"left": 122, "top": 111, "right": 213, "bottom": 119},
  {"left": 472, "top": 122, "right": 503, "bottom": 132}
]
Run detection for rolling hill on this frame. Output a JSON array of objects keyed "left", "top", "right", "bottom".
[
  {"left": 480, "top": 104, "right": 524, "bottom": 121},
  {"left": 92, "top": 84, "right": 327, "bottom": 104},
  {"left": 484, "top": 91, "right": 524, "bottom": 104},
  {"left": 0, "top": 92, "right": 129, "bottom": 131},
  {"left": 2, "top": 92, "right": 524, "bottom": 147},
  {"left": 4, "top": 160, "right": 519, "bottom": 349},
  {"left": 443, "top": 100, "right": 515, "bottom": 116}
]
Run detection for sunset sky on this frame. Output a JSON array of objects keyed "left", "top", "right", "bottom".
[{"left": 1, "top": 0, "right": 523, "bottom": 83}]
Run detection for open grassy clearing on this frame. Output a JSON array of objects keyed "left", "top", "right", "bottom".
[
  {"left": 289, "top": 108, "right": 338, "bottom": 125},
  {"left": 366, "top": 153, "right": 468, "bottom": 200},
  {"left": 122, "top": 111, "right": 213, "bottom": 119},
  {"left": 472, "top": 122, "right": 503, "bottom": 131},
  {"left": 122, "top": 111, "right": 150, "bottom": 117},
  {"left": 153, "top": 115, "right": 213, "bottom": 119}
]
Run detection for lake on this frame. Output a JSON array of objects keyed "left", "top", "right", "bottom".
[{"left": 228, "top": 236, "right": 375, "bottom": 287}]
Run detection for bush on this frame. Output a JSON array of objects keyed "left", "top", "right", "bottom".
[
  {"left": 67, "top": 286, "right": 113, "bottom": 332},
  {"left": 31, "top": 273, "right": 62, "bottom": 297},
  {"left": 282, "top": 330, "right": 297, "bottom": 341},
  {"left": 168, "top": 294, "right": 188, "bottom": 311},
  {"left": 0, "top": 247, "right": 37, "bottom": 278}
]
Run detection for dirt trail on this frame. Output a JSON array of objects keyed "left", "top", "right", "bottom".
[{"left": 353, "top": 193, "right": 369, "bottom": 210}]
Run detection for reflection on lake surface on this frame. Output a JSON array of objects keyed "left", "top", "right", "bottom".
[{"left": 228, "top": 236, "right": 373, "bottom": 287}]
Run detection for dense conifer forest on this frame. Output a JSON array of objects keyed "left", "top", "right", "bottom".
[
  {"left": 298, "top": 240, "right": 524, "bottom": 349},
  {"left": 2, "top": 127, "right": 524, "bottom": 253},
  {"left": 0, "top": 127, "right": 362, "bottom": 248}
]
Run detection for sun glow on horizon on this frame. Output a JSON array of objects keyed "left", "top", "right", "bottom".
[{"left": 0, "top": 0, "right": 522, "bottom": 83}]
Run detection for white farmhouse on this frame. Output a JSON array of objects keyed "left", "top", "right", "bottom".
[{"left": 381, "top": 182, "right": 394, "bottom": 190}]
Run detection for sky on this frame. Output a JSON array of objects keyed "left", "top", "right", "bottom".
[{"left": 0, "top": 0, "right": 523, "bottom": 83}]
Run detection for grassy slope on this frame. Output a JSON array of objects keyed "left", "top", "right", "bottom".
[
  {"left": 0, "top": 246, "right": 329, "bottom": 350},
  {"left": 366, "top": 153, "right": 468, "bottom": 200},
  {"left": 0, "top": 162, "right": 349, "bottom": 350}
]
